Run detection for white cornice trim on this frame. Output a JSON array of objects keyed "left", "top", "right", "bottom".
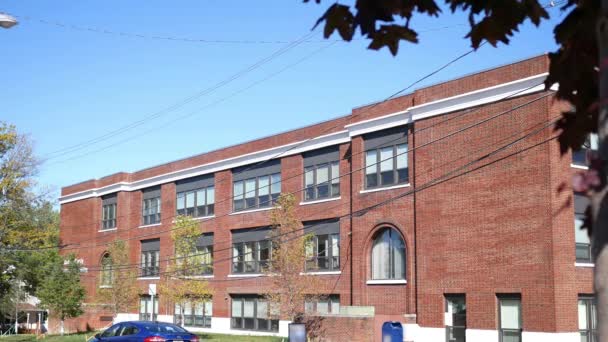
[
  {"left": 60, "top": 74, "right": 551, "bottom": 205},
  {"left": 59, "top": 130, "right": 349, "bottom": 204},
  {"left": 409, "top": 73, "right": 548, "bottom": 121}
]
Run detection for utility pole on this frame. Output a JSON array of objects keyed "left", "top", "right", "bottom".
[{"left": 595, "top": 1, "right": 608, "bottom": 341}]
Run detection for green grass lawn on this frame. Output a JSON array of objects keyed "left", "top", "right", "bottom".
[{"left": 0, "top": 333, "right": 284, "bottom": 342}]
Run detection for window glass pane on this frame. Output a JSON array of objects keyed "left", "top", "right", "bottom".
[
  {"left": 234, "top": 182, "right": 243, "bottom": 199},
  {"left": 575, "top": 216, "right": 590, "bottom": 244},
  {"left": 196, "top": 190, "right": 206, "bottom": 206},
  {"left": 392, "top": 230, "right": 406, "bottom": 279},
  {"left": 331, "top": 234, "right": 340, "bottom": 258},
  {"left": 380, "top": 147, "right": 393, "bottom": 172},
  {"left": 245, "top": 179, "right": 256, "bottom": 198},
  {"left": 317, "top": 298, "right": 329, "bottom": 314},
  {"left": 205, "top": 301, "right": 213, "bottom": 316},
  {"left": 195, "top": 303, "right": 203, "bottom": 316},
  {"left": 243, "top": 299, "right": 255, "bottom": 318},
  {"left": 184, "top": 302, "right": 192, "bottom": 315},
  {"left": 186, "top": 192, "right": 195, "bottom": 208},
  {"left": 331, "top": 298, "right": 340, "bottom": 314},
  {"left": 331, "top": 162, "right": 340, "bottom": 196},
  {"left": 271, "top": 173, "right": 281, "bottom": 194},
  {"left": 579, "top": 300, "right": 588, "bottom": 330},
  {"left": 305, "top": 167, "right": 314, "bottom": 186},
  {"left": 305, "top": 300, "right": 314, "bottom": 314},
  {"left": 259, "top": 177, "right": 270, "bottom": 196},
  {"left": 366, "top": 151, "right": 378, "bottom": 188},
  {"left": 317, "top": 164, "right": 329, "bottom": 184},
  {"left": 232, "top": 298, "right": 242, "bottom": 317},
  {"left": 207, "top": 187, "right": 215, "bottom": 204},
  {"left": 365, "top": 151, "right": 377, "bottom": 174},
  {"left": 372, "top": 229, "right": 390, "bottom": 279},
  {"left": 500, "top": 299, "right": 521, "bottom": 330},
  {"left": 305, "top": 168, "right": 315, "bottom": 200},
  {"left": 257, "top": 300, "right": 268, "bottom": 319},
  {"left": 396, "top": 144, "right": 408, "bottom": 169}
]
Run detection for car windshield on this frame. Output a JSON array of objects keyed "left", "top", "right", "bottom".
[{"left": 143, "top": 323, "right": 188, "bottom": 334}]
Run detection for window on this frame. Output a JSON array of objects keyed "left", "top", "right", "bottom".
[
  {"left": 232, "top": 241, "right": 271, "bottom": 274},
  {"left": 196, "top": 233, "right": 214, "bottom": 276},
  {"left": 575, "top": 193, "right": 592, "bottom": 262},
  {"left": 498, "top": 295, "right": 522, "bottom": 342},
  {"left": 139, "top": 295, "right": 158, "bottom": 321},
  {"left": 445, "top": 295, "right": 466, "bottom": 342},
  {"left": 101, "top": 324, "right": 123, "bottom": 338},
  {"left": 304, "top": 219, "right": 340, "bottom": 272},
  {"left": 140, "top": 239, "right": 160, "bottom": 277},
  {"left": 232, "top": 160, "right": 281, "bottom": 211},
  {"left": 364, "top": 126, "right": 408, "bottom": 189},
  {"left": 176, "top": 175, "right": 215, "bottom": 217},
  {"left": 233, "top": 173, "right": 281, "bottom": 211},
  {"left": 101, "top": 194, "right": 117, "bottom": 230},
  {"left": 120, "top": 324, "right": 139, "bottom": 336},
  {"left": 142, "top": 187, "right": 161, "bottom": 225},
  {"left": 100, "top": 253, "right": 113, "bottom": 287},
  {"left": 174, "top": 300, "right": 212, "bottom": 328},
  {"left": 573, "top": 133, "right": 598, "bottom": 166},
  {"left": 303, "top": 146, "right": 340, "bottom": 201},
  {"left": 231, "top": 295, "right": 279, "bottom": 332},
  {"left": 232, "top": 228, "right": 272, "bottom": 274},
  {"left": 305, "top": 295, "right": 340, "bottom": 315},
  {"left": 371, "top": 227, "right": 405, "bottom": 280},
  {"left": 579, "top": 296, "right": 597, "bottom": 342}
]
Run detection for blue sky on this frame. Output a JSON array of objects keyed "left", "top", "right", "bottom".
[{"left": 0, "top": 1, "right": 566, "bottom": 200}]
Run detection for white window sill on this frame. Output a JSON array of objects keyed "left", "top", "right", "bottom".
[
  {"left": 227, "top": 273, "right": 264, "bottom": 278},
  {"left": 366, "top": 279, "right": 407, "bottom": 285},
  {"left": 360, "top": 183, "right": 410, "bottom": 194},
  {"left": 98, "top": 228, "right": 117, "bottom": 232},
  {"left": 229, "top": 207, "right": 274, "bottom": 216},
  {"left": 300, "top": 197, "right": 341, "bottom": 206},
  {"left": 137, "top": 277, "right": 161, "bottom": 280},
  {"left": 571, "top": 164, "right": 589, "bottom": 170},
  {"left": 171, "top": 215, "right": 215, "bottom": 224},
  {"left": 139, "top": 223, "right": 162, "bottom": 228},
  {"left": 575, "top": 262, "right": 595, "bottom": 268},
  {"left": 181, "top": 275, "right": 214, "bottom": 279},
  {"left": 99, "top": 285, "right": 113, "bottom": 289},
  {"left": 300, "top": 271, "right": 341, "bottom": 276}
]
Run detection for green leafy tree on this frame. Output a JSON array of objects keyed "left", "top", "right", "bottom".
[
  {"left": 159, "top": 215, "right": 212, "bottom": 326},
  {"left": 264, "top": 194, "right": 323, "bottom": 325},
  {"left": 96, "top": 240, "right": 139, "bottom": 318},
  {"left": 37, "top": 254, "right": 85, "bottom": 335}
]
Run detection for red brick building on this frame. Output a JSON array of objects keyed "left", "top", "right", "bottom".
[{"left": 58, "top": 55, "right": 596, "bottom": 342}]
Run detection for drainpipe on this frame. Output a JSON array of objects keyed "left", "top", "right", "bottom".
[
  {"left": 412, "top": 122, "right": 419, "bottom": 321},
  {"left": 349, "top": 143, "right": 354, "bottom": 306}
]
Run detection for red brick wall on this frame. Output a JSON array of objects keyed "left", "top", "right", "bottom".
[{"left": 59, "top": 55, "right": 591, "bottom": 335}]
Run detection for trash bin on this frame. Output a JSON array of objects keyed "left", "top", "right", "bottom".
[{"left": 382, "top": 321, "right": 403, "bottom": 342}]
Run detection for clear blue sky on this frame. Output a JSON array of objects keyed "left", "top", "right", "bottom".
[{"left": 1, "top": 0, "right": 566, "bottom": 201}]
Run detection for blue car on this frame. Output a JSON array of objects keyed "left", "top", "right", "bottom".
[{"left": 92, "top": 321, "right": 199, "bottom": 342}]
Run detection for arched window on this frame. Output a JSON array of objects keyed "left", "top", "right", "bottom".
[
  {"left": 101, "top": 253, "right": 113, "bottom": 287},
  {"left": 371, "top": 228, "right": 405, "bottom": 280}
]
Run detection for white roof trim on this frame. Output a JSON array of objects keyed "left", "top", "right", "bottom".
[
  {"left": 60, "top": 74, "right": 551, "bottom": 204},
  {"left": 60, "top": 130, "right": 350, "bottom": 204}
]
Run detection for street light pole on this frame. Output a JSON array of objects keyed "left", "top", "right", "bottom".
[{"left": 0, "top": 12, "right": 18, "bottom": 29}]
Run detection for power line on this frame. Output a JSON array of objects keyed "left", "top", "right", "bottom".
[
  {"left": 4, "top": 89, "right": 553, "bottom": 255},
  {"left": 79, "top": 116, "right": 561, "bottom": 280},
  {"left": 42, "top": 30, "right": 318, "bottom": 160}
]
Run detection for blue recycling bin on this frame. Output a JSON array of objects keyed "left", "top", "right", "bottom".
[{"left": 382, "top": 321, "right": 403, "bottom": 342}]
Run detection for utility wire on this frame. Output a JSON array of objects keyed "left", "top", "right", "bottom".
[
  {"left": 79, "top": 116, "right": 561, "bottom": 280},
  {"left": 3, "top": 89, "right": 552, "bottom": 254}
]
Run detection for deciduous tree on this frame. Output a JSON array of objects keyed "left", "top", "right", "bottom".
[
  {"left": 264, "top": 193, "right": 323, "bottom": 324},
  {"left": 96, "top": 240, "right": 139, "bottom": 319},
  {"left": 159, "top": 215, "right": 212, "bottom": 326},
  {"left": 36, "top": 254, "right": 85, "bottom": 335}
]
